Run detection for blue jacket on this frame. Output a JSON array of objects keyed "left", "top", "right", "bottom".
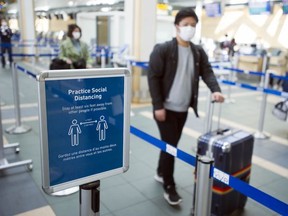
[{"left": 148, "top": 38, "right": 221, "bottom": 117}]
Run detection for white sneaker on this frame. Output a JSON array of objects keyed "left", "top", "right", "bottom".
[{"left": 154, "top": 173, "right": 164, "bottom": 184}]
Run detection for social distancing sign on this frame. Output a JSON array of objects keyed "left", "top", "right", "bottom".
[{"left": 37, "top": 68, "right": 131, "bottom": 194}]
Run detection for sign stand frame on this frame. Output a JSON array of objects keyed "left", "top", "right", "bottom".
[
  {"left": 37, "top": 68, "right": 131, "bottom": 214},
  {"left": 80, "top": 180, "right": 100, "bottom": 216}
]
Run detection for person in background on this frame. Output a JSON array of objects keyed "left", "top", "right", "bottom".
[
  {"left": 148, "top": 7, "right": 225, "bottom": 206},
  {"left": 228, "top": 38, "right": 236, "bottom": 58},
  {"left": 0, "top": 19, "right": 13, "bottom": 68},
  {"left": 59, "top": 24, "right": 93, "bottom": 69}
]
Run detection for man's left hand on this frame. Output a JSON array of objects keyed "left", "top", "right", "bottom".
[{"left": 212, "top": 92, "right": 225, "bottom": 103}]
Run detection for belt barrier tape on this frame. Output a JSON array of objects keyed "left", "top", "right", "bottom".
[
  {"left": 16, "top": 65, "right": 37, "bottom": 79},
  {"left": 2, "top": 53, "right": 58, "bottom": 57},
  {"left": 15, "top": 61, "right": 288, "bottom": 99},
  {"left": 212, "top": 65, "right": 265, "bottom": 77},
  {"left": 129, "top": 60, "right": 288, "bottom": 98},
  {"left": 2, "top": 52, "right": 113, "bottom": 58},
  {"left": 130, "top": 126, "right": 288, "bottom": 215},
  {"left": 130, "top": 61, "right": 149, "bottom": 69},
  {"left": 218, "top": 79, "right": 288, "bottom": 98}
]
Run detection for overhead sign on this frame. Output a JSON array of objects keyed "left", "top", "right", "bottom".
[
  {"left": 157, "top": 3, "right": 169, "bottom": 11},
  {"left": 205, "top": 2, "right": 222, "bottom": 17},
  {"left": 249, "top": 0, "right": 273, "bottom": 15},
  {"left": 283, "top": 0, "right": 288, "bottom": 14},
  {"left": 37, "top": 68, "right": 131, "bottom": 194}
]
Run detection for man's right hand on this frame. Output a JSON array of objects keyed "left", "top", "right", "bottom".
[{"left": 154, "top": 109, "right": 166, "bottom": 122}]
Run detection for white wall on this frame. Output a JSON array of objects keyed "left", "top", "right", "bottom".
[
  {"left": 77, "top": 11, "right": 125, "bottom": 49},
  {"left": 77, "top": 13, "right": 96, "bottom": 46},
  {"left": 156, "top": 16, "right": 175, "bottom": 43}
]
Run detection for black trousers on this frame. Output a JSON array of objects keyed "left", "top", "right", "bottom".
[
  {"left": 155, "top": 109, "right": 188, "bottom": 188},
  {"left": 1, "top": 45, "right": 13, "bottom": 67}
]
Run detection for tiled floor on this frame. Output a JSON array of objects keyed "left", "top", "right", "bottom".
[{"left": 0, "top": 61, "right": 287, "bottom": 216}]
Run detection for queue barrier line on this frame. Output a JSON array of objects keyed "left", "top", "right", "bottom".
[
  {"left": 0, "top": 43, "right": 60, "bottom": 48},
  {"left": 270, "top": 73, "right": 288, "bottom": 81},
  {"left": 129, "top": 60, "right": 288, "bottom": 81},
  {"left": 130, "top": 126, "right": 288, "bottom": 215},
  {"left": 1, "top": 53, "right": 58, "bottom": 58},
  {"left": 218, "top": 79, "right": 288, "bottom": 98},
  {"left": 16, "top": 65, "right": 37, "bottom": 79},
  {"left": 14, "top": 60, "right": 288, "bottom": 99},
  {"left": 212, "top": 65, "right": 265, "bottom": 77},
  {"left": 212, "top": 64, "right": 288, "bottom": 82},
  {"left": 1, "top": 52, "right": 113, "bottom": 58},
  {"left": 130, "top": 61, "right": 149, "bottom": 69},
  {"left": 129, "top": 60, "right": 288, "bottom": 98}
]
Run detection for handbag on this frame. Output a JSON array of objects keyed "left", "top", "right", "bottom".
[
  {"left": 72, "top": 58, "right": 86, "bottom": 69},
  {"left": 49, "top": 58, "right": 71, "bottom": 70},
  {"left": 272, "top": 99, "right": 288, "bottom": 121}
]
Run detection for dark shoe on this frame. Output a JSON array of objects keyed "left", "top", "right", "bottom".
[
  {"left": 164, "top": 185, "right": 182, "bottom": 205},
  {"left": 154, "top": 173, "right": 164, "bottom": 184}
]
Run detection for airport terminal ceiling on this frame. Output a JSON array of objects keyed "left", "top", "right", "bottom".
[{"left": 6, "top": 0, "right": 278, "bottom": 13}]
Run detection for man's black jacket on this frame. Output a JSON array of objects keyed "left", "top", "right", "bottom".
[{"left": 148, "top": 38, "right": 221, "bottom": 117}]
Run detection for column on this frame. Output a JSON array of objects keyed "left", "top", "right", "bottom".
[
  {"left": 194, "top": 0, "right": 203, "bottom": 45},
  {"left": 124, "top": 0, "right": 157, "bottom": 103},
  {"left": 18, "top": 0, "right": 36, "bottom": 58}
]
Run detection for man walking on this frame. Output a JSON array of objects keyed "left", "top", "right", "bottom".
[{"left": 148, "top": 7, "right": 224, "bottom": 206}]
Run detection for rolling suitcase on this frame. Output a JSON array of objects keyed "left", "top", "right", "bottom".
[
  {"left": 282, "top": 72, "right": 288, "bottom": 92},
  {"left": 194, "top": 101, "right": 254, "bottom": 216}
]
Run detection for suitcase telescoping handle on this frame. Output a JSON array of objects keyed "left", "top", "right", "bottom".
[
  {"left": 204, "top": 93, "right": 231, "bottom": 135},
  {"left": 204, "top": 95, "right": 222, "bottom": 133}
]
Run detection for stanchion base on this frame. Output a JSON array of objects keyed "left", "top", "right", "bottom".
[
  {"left": 5, "top": 125, "right": 32, "bottom": 134},
  {"left": 225, "top": 98, "right": 236, "bottom": 104},
  {"left": 0, "top": 158, "right": 33, "bottom": 171},
  {"left": 254, "top": 131, "right": 270, "bottom": 139},
  {"left": 50, "top": 187, "right": 79, "bottom": 196}
]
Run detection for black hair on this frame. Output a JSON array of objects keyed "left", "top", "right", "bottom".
[
  {"left": 174, "top": 8, "right": 199, "bottom": 25},
  {"left": 67, "top": 24, "right": 82, "bottom": 38}
]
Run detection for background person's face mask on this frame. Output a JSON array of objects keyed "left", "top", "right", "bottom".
[
  {"left": 178, "top": 26, "right": 196, "bottom": 42},
  {"left": 72, "top": 31, "right": 81, "bottom": 40}
]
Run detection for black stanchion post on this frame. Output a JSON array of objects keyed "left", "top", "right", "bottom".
[
  {"left": 5, "top": 63, "right": 32, "bottom": 134},
  {"left": 80, "top": 180, "right": 100, "bottom": 216}
]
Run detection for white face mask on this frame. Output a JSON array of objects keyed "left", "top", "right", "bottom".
[
  {"left": 72, "top": 31, "right": 81, "bottom": 40},
  {"left": 178, "top": 26, "right": 196, "bottom": 42}
]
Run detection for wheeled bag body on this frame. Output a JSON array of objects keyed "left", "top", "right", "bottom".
[
  {"left": 197, "top": 128, "right": 254, "bottom": 215},
  {"left": 193, "top": 100, "right": 254, "bottom": 216},
  {"left": 282, "top": 72, "right": 288, "bottom": 92}
]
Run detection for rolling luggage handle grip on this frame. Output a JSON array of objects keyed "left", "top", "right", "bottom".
[{"left": 204, "top": 98, "right": 222, "bottom": 134}]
